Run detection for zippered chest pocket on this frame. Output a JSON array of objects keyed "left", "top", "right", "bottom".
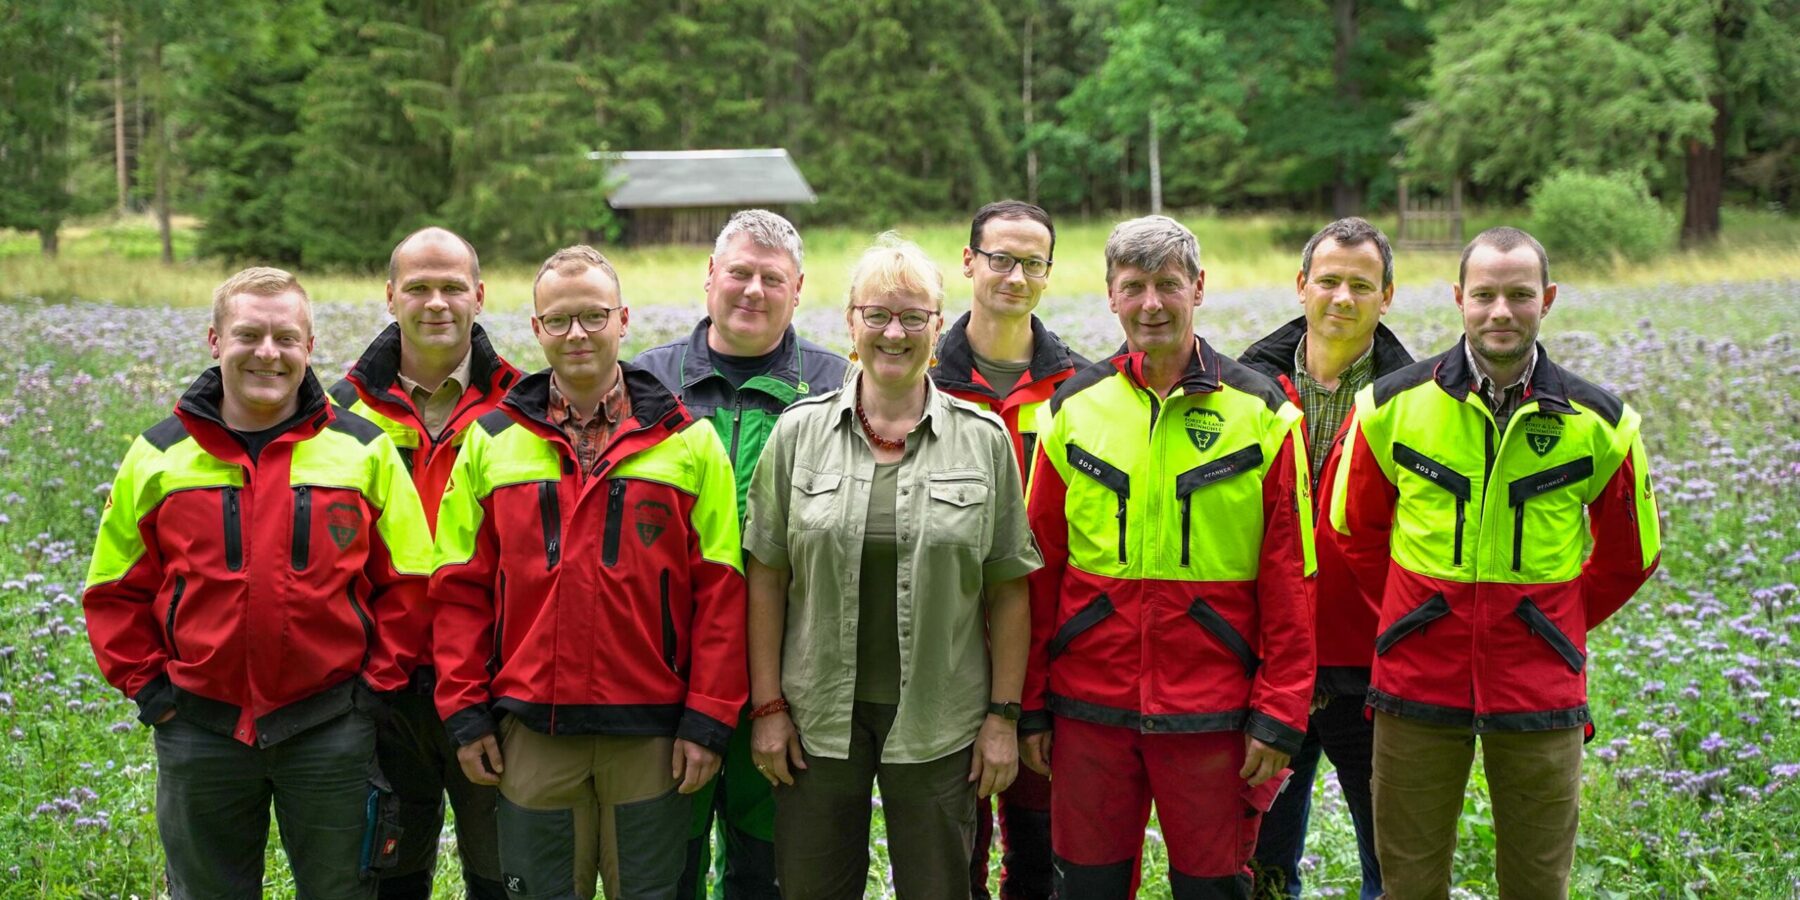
[
  {"left": 1393, "top": 444, "right": 1472, "bottom": 568},
  {"left": 1507, "top": 457, "right": 1593, "bottom": 571},
  {"left": 1068, "top": 444, "right": 1131, "bottom": 564},
  {"left": 1174, "top": 445, "right": 1264, "bottom": 568}
]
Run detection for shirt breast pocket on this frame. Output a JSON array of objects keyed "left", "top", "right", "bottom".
[
  {"left": 792, "top": 469, "right": 844, "bottom": 533},
  {"left": 926, "top": 473, "right": 990, "bottom": 550}
]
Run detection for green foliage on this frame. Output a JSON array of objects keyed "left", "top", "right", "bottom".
[
  {"left": 0, "top": 0, "right": 101, "bottom": 246},
  {"left": 1529, "top": 170, "right": 1675, "bottom": 266}
]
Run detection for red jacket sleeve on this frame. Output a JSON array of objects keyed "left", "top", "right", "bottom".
[
  {"left": 83, "top": 507, "right": 176, "bottom": 724},
  {"left": 1020, "top": 442, "right": 1068, "bottom": 734},
  {"left": 1581, "top": 435, "right": 1661, "bottom": 629},
  {"left": 1246, "top": 430, "right": 1315, "bottom": 755},
  {"left": 432, "top": 493, "right": 502, "bottom": 746},
  {"left": 1329, "top": 411, "right": 1398, "bottom": 604},
  {"left": 674, "top": 441, "right": 750, "bottom": 755}
]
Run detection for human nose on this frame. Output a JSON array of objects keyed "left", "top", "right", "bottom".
[
  {"left": 1003, "top": 261, "right": 1028, "bottom": 286},
  {"left": 881, "top": 316, "right": 909, "bottom": 340},
  {"left": 743, "top": 275, "right": 765, "bottom": 300}
]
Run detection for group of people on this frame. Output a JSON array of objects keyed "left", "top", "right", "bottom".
[{"left": 82, "top": 201, "right": 1661, "bottom": 900}]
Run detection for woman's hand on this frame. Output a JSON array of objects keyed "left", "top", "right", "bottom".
[
  {"left": 969, "top": 715, "right": 1019, "bottom": 798},
  {"left": 750, "top": 710, "right": 807, "bottom": 786}
]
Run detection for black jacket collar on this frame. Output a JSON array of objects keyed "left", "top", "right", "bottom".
[
  {"left": 678, "top": 318, "right": 806, "bottom": 390},
  {"left": 931, "top": 312, "right": 1083, "bottom": 396},
  {"left": 503, "top": 361, "right": 685, "bottom": 435},
  {"left": 346, "top": 322, "right": 515, "bottom": 399},
  {"left": 177, "top": 366, "right": 333, "bottom": 449},
  {"left": 1238, "top": 316, "right": 1414, "bottom": 382},
  {"left": 1110, "top": 336, "right": 1221, "bottom": 396},
  {"left": 1435, "top": 337, "right": 1575, "bottom": 416}
]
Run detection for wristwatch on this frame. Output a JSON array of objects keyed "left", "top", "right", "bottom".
[{"left": 987, "top": 701, "right": 1022, "bottom": 721}]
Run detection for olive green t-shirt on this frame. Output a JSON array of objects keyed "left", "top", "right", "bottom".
[
  {"left": 972, "top": 349, "right": 1032, "bottom": 399},
  {"left": 854, "top": 462, "right": 902, "bottom": 703}
]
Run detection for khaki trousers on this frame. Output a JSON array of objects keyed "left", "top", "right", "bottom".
[
  {"left": 1371, "top": 712, "right": 1583, "bottom": 900},
  {"left": 496, "top": 717, "right": 691, "bottom": 899}
]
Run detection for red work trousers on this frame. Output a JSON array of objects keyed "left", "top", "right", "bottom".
[{"left": 1049, "top": 717, "right": 1286, "bottom": 900}]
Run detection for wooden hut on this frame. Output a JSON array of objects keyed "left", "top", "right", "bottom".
[{"left": 597, "top": 149, "right": 818, "bottom": 246}]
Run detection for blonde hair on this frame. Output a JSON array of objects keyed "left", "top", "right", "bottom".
[
  {"left": 847, "top": 231, "right": 944, "bottom": 310},
  {"left": 533, "top": 244, "right": 622, "bottom": 300},
  {"left": 212, "top": 266, "right": 312, "bottom": 333}
]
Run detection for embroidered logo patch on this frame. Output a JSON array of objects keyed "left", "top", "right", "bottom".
[
  {"left": 635, "top": 499, "right": 673, "bottom": 547},
  {"left": 504, "top": 874, "right": 526, "bottom": 894},
  {"left": 326, "top": 502, "right": 363, "bottom": 550},
  {"left": 1521, "top": 414, "right": 1563, "bottom": 457},
  {"left": 1185, "top": 409, "right": 1225, "bottom": 452}
]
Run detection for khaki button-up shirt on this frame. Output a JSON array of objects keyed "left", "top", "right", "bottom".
[
  {"left": 397, "top": 350, "right": 473, "bottom": 439},
  {"left": 743, "top": 374, "right": 1042, "bottom": 763}
]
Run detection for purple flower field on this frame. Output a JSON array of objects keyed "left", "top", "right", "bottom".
[{"left": 1, "top": 280, "right": 1795, "bottom": 897}]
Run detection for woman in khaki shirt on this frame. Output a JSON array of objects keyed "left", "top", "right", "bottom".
[{"left": 742, "top": 232, "right": 1042, "bottom": 899}]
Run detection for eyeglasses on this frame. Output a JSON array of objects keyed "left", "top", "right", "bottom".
[
  {"left": 973, "top": 248, "right": 1052, "bottom": 279},
  {"left": 535, "top": 307, "right": 621, "bottom": 336},
  {"left": 852, "top": 305, "right": 938, "bottom": 332}
]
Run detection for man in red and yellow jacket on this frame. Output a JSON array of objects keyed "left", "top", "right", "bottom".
[
  {"left": 929, "top": 199, "right": 1086, "bottom": 900},
  {"left": 432, "top": 246, "right": 747, "bottom": 900},
  {"left": 1020, "top": 216, "right": 1316, "bottom": 899},
  {"left": 85, "top": 267, "right": 434, "bottom": 898},
  {"left": 1328, "top": 227, "right": 1661, "bottom": 899},
  {"left": 330, "top": 227, "right": 521, "bottom": 900}
]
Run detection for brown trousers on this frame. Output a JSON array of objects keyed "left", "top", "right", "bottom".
[
  {"left": 1371, "top": 712, "right": 1583, "bottom": 900},
  {"left": 496, "top": 717, "right": 691, "bottom": 899}
]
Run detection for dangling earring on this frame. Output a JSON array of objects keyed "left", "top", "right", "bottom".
[
  {"left": 929, "top": 354, "right": 939, "bottom": 368},
  {"left": 848, "top": 350, "right": 859, "bottom": 363}
]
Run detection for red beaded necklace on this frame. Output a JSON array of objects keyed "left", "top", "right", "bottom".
[{"left": 856, "top": 384, "right": 908, "bottom": 451}]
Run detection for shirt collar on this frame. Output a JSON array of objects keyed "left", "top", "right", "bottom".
[
  {"left": 829, "top": 370, "right": 947, "bottom": 439},
  {"left": 548, "top": 366, "right": 629, "bottom": 427},
  {"left": 397, "top": 349, "right": 473, "bottom": 400},
  {"left": 1463, "top": 340, "right": 1537, "bottom": 395},
  {"left": 1291, "top": 334, "right": 1376, "bottom": 394}
]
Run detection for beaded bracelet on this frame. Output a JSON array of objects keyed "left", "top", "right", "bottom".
[{"left": 748, "top": 697, "right": 790, "bottom": 719}]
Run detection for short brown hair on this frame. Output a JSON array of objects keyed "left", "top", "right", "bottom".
[
  {"left": 1459, "top": 226, "right": 1549, "bottom": 288},
  {"left": 533, "top": 245, "right": 622, "bottom": 299},
  {"left": 1301, "top": 217, "right": 1393, "bottom": 289},
  {"left": 212, "top": 266, "right": 311, "bottom": 334}
]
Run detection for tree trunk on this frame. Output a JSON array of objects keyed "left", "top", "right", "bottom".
[
  {"left": 1681, "top": 96, "right": 1727, "bottom": 247},
  {"left": 1148, "top": 109, "right": 1162, "bottom": 215},
  {"left": 39, "top": 228, "right": 60, "bottom": 258},
  {"left": 1330, "top": 0, "right": 1364, "bottom": 217},
  {"left": 153, "top": 43, "right": 174, "bottom": 265},
  {"left": 1023, "top": 14, "right": 1038, "bottom": 204},
  {"left": 113, "top": 26, "right": 129, "bottom": 217}
]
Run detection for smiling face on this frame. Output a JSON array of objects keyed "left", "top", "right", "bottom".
[
  {"left": 965, "top": 216, "right": 1053, "bottom": 321},
  {"left": 1455, "top": 244, "right": 1556, "bottom": 368},
  {"left": 1108, "top": 259, "right": 1204, "bottom": 356},
  {"left": 533, "top": 266, "right": 628, "bottom": 388},
  {"left": 1299, "top": 237, "right": 1393, "bottom": 347},
  {"left": 704, "top": 234, "right": 803, "bottom": 357},
  {"left": 387, "top": 231, "right": 484, "bottom": 358},
  {"left": 208, "top": 290, "right": 314, "bottom": 426},
  {"left": 849, "top": 292, "right": 943, "bottom": 393}
]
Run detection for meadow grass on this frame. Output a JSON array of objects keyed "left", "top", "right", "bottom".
[
  {"left": 4, "top": 208, "right": 1799, "bottom": 311},
  {"left": 0, "top": 268, "right": 1797, "bottom": 896}
]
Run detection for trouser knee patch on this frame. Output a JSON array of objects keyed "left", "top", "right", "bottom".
[
  {"left": 614, "top": 787, "right": 692, "bottom": 899},
  {"left": 1053, "top": 854, "right": 1134, "bottom": 899},
  {"left": 496, "top": 795, "right": 576, "bottom": 899},
  {"left": 1168, "top": 870, "right": 1251, "bottom": 900}
]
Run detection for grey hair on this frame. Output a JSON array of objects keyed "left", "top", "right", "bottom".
[
  {"left": 713, "top": 209, "right": 804, "bottom": 272},
  {"left": 1104, "top": 215, "right": 1201, "bottom": 284}
]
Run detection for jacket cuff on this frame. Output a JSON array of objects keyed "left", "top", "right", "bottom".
[
  {"left": 445, "top": 704, "right": 498, "bottom": 747},
  {"left": 1245, "top": 710, "right": 1306, "bottom": 756},
  {"left": 1018, "top": 709, "right": 1052, "bottom": 735},
  {"left": 133, "top": 674, "right": 176, "bottom": 726},
  {"left": 676, "top": 709, "right": 733, "bottom": 756}
]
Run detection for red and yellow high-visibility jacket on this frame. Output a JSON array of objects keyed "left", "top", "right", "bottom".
[
  {"left": 1329, "top": 341, "right": 1661, "bottom": 734},
  {"left": 1022, "top": 339, "right": 1317, "bottom": 754},
  {"left": 329, "top": 323, "right": 520, "bottom": 677},
  {"left": 84, "top": 369, "right": 434, "bottom": 747},
  {"left": 929, "top": 312, "right": 1089, "bottom": 478},
  {"left": 431, "top": 366, "right": 747, "bottom": 754}
]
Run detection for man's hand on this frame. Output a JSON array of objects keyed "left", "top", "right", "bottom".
[
  {"left": 749, "top": 711, "right": 807, "bottom": 786},
  {"left": 1240, "top": 735, "right": 1290, "bottom": 787},
  {"left": 968, "top": 715, "right": 1019, "bottom": 799},
  {"left": 1021, "top": 731, "right": 1053, "bottom": 778},
  {"left": 457, "top": 734, "right": 504, "bottom": 786},
  {"left": 671, "top": 739, "right": 721, "bottom": 794}
]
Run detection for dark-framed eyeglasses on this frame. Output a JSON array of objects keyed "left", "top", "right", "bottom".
[
  {"left": 852, "top": 305, "right": 939, "bottom": 332},
  {"left": 973, "top": 248, "right": 1052, "bottom": 278},
  {"left": 535, "top": 307, "right": 621, "bottom": 336}
]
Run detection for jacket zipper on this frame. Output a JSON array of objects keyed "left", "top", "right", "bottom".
[
  {"left": 1514, "top": 597, "right": 1586, "bottom": 673},
  {"left": 1048, "top": 594, "right": 1115, "bottom": 659},
  {"left": 1508, "top": 457, "right": 1596, "bottom": 572},
  {"left": 1374, "top": 593, "right": 1451, "bottom": 656},
  {"left": 660, "top": 569, "right": 678, "bottom": 674},
  {"left": 602, "top": 480, "right": 627, "bottom": 566},
  {"left": 1393, "top": 444, "right": 1470, "bottom": 569},
  {"left": 538, "top": 482, "right": 561, "bottom": 568},
  {"left": 164, "top": 575, "right": 187, "bottom": 660},
  {"left": 346, "top": 583, "right": 374, "bottom": 671},
  {"left": 489, "top": 572, "right": 507, "bottom": 676},
  {"left": 1186, "top": 597, "right": 1260, "bottom": 678},
  {"left": 222, "top": 486, "right": 243, "bottom": 572},
  {"left": 729, "top": 397, "right": 745, "bottom": 467},
  {"left": 291, "top": 486, "right": 311, "bottom": 570}
]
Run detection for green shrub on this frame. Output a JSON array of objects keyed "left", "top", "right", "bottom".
[{"left": 1528, "top": 170, "right": 1674, "bottom": 267}]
